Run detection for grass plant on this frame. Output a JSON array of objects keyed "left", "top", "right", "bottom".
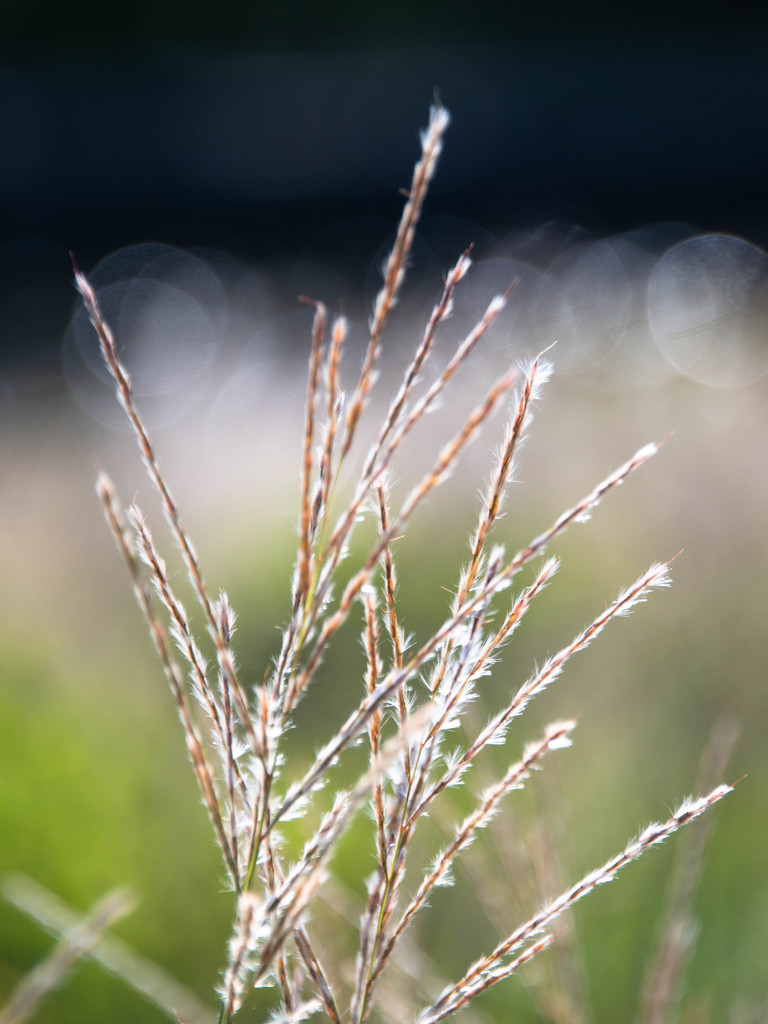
[{"left": 3, "top": 104, "right": 734, "bottom": 1023}]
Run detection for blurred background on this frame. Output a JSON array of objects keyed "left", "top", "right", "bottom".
[{"left": 1, "top": 2, "right": 767, "bottom": 1022}]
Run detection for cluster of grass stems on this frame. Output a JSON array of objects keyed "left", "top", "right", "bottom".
[{"left": 2, "top": 105, "right": 734, "bottom": 1024}]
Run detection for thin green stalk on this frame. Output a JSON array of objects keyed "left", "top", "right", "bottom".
[{"left": 355, "top": 792, "right": 413, "bottom": 1024}]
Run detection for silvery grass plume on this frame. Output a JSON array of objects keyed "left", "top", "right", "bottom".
[{"left": 64, "top": 104, "right": 731, "bottom": 1024}]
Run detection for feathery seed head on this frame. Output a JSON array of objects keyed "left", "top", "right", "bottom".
[{"left": 78, "top": 102, "right": 732, "bottom": 1024}]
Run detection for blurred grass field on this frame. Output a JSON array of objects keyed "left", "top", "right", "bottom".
[{"left": 1, "top": 243, "right": 767, "bottom": 1022}]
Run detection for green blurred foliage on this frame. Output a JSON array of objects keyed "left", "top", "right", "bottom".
[{"left": 1, "top": 370, "right": 766, "bottom": 1021}]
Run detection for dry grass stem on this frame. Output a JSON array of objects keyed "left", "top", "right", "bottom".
[
  {"left": 1, "top": 876, "right": 215, "bottom": 1024},
  {"left": 343, "top": 104, "right": 450, "bottom": 457},
  {"left": 419, "top": 788, "right": 731, "bottom": 1024},
  {"left": 0, "top": 886, "right": 134, "bottom": 1024},
  {"left": 637, "top": 718, "right": 740, "bottom": 1024}
]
